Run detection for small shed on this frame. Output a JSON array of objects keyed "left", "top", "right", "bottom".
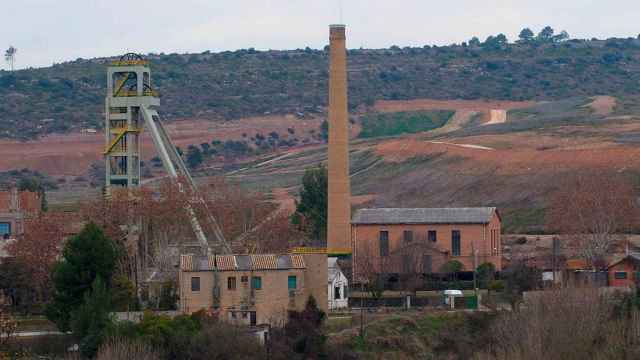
[
  {"left": 607, "top": 254, "right": 640, "bottom": 288},
  {"left": 328, "top": 258, "right": 348, "bottom": 310}
]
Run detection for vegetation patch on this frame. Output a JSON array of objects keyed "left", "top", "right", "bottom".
[{"left": 358, "top": 110, "right": 454, "bottom": 138}]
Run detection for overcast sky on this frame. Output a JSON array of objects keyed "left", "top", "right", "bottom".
[{"left": 2, "top": 0, "right": 640, "bottom": 70}]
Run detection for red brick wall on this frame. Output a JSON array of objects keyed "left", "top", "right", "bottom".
[
  {"left": 352, "top": 213, "right": 502, "bottom": 281},
  {"left": 608, "top": 260, "right": 638, "bottom": 288}
]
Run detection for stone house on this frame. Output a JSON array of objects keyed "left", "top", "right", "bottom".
[
  {"left": 178, "top": 253, "right": 327, "bottom": 327},
  {"left": 352, "top": 207, "right": 502, "bottom": 281}
]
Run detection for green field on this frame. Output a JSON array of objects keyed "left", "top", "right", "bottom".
[{"left": 359, "top": 111, "right": 454, "bottom": 138}]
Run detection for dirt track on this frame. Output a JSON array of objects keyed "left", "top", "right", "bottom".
[{"left": 374, "top": 99, "right": 535, "bottom": 113}]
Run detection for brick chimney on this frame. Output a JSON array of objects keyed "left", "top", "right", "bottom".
[{"left": 327, "top": 24, "right": 351, "bottom": 253}]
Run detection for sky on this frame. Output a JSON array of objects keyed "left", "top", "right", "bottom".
[{"left": 2, "top": 0, "right": 640, "bottom": 70}]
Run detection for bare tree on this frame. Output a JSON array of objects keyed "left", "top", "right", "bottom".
[
  {"left": 4, "top": 46, "right": 16, "bottom": 71},
  {"left": 547, "top": 171, "right": 638, "bottom": 269}
]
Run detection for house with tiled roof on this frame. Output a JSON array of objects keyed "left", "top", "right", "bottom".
[
  {"left": 352, "top": 207, "right": 502, "bottom": 282},
  {"left": 178, "top": 252, "right": 327, "bottom": 327}
]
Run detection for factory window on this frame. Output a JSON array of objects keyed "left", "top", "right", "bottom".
[
  {"left": 191, "top": 277, "right": 200, "bottom": 292},
  {"left": 228, "top": 277, "right": 236, "bottom": 290},
  {"left": 428, "top": 230, "right": 437, "bottom": 242},
  {"left": 241, "top": 275, "right": 248, "bottom": 284},
  {"left": 403, "top": 230, "right": 413, "bottom": 243},
  {"left": 615, "top": 272, "right": 628, "bottom": 280},
  {"left": 229, "top": 311, "right": 237, "bottom": 320},
  {"left": 288, "top": 276, "right": 297, "bottom": 290},
  {"left": 452, "top": 230, "right": 461, "bottom": 256},
  {"left": 252, "top": 276, "right": 262, "bottom": 290},
  {"left": 0, "top": 223, "right": 11, "bottom": 239},
  {"left": 334, "top": 286, "right": 341, "bottom": 300},
  {"left": 379, "top": 231, "right": 389, "bottom": 257}
]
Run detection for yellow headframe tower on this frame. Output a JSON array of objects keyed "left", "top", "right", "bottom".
[{"left": 104, "top": 53, "right": 159, "bottom": 193}]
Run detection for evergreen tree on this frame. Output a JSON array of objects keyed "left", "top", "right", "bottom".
[
  {"left": 292, "top": 166, "right": 328, "bottom": 244},
  {"left": 71, "top": 277, "right": 113, "bottom": 358},
  {"left": 518, "top": 28, "right": 535, "bottom": 43},
  {"left": 537, "top": 26, "right": 555, "bottom": 42},
  {"left": 45, "top": 222, "right": 118, "bottom": 331}
]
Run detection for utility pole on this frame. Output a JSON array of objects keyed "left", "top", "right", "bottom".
[{"left": 360, "top": 282, "right": 364, "bottom": 338}]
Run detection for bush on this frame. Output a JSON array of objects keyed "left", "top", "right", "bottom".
[
  {"left": 97, "top": 337, "right": 164, "bottom": 360},
  {"left": 488, "top": 280, "right": 505, "bottom": 292}
]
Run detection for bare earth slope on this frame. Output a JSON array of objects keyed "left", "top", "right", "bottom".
[{"left": 5, "top": 96, "right": 640, "bottom": 232}]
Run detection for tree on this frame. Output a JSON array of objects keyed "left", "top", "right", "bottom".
[
  {"left": 537, "top": 26, "right": 555, "bottom": 42},
  {"left": 0, "top": 258, "right": 33, "bottom": 313},
  {"left": 110, "top": 275, "right": 137, "bottom": 312},
  {"left": 503, "top": 261, "right": 541, "bottom": 311},
  {"left": 476, "top": 262, "right": 496, "bottom": 289},
  {"left": 547, "top": 171, "right": 638, "bottom": 269},
  {"left": 4, "top": 46, "right": 16, "bottom": 71},
  {"left": 7, "top": 213, "right": 65, "bottom": 303},
  {"left": 468, "top": 37, "right": 481, "bottom": 47},
  {"left": 72, "top": 277, "right": 114, "bottom": 358},
  {"left": 482, "top": 34, "right": 508, "bottom": 50},
  {"left": 186, "top": 145, "right": 204, "bottom": 169},
  {"left": 46, "top": 222, "right": 118, "bottom": 331},
  {"left": 553, "top": 30, "right": 570, "bottom": 43},
  {"left": 276, "top": 295, "right": 327, "bottom": 357},
  {"left": 518, "top": 28, "right": 535, "bottom": 44},
  {"left": 292, "top": 166, "right": 327, "bottom": 244}
]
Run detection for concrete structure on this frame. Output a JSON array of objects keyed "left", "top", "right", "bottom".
[
  {"left": 0, "top": 188, "right": 40, "bottom": 240},
  {"left": 607, "top": 254, "right": 640, "bottom": 288},
  {"left": 328, "top": 258, "right": 349, "bottom": 310},
  {"left": 351, "top": 208, "right": 502, "bottom": 281},
  {"left": 178, "top": 253, "right": 327, "bottom": 326},
  {"left": 104, "top": 53, "right": 159, "bottom": 193},
  {"left": 327, "top": 24, "right": 351, "bottom": 254}
]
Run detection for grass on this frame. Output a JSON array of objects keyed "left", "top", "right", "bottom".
[
  {"left": 359, "top": 111, "right": 454, "bottom": 138},
  {"left": 501, "top": 207, "right": 547, "bottom": 234}
]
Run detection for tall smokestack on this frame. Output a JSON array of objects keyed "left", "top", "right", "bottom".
[{"left": 327, "top": 24, "right": 351, "bottom": 253}]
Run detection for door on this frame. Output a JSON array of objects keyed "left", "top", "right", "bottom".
[{"left": 250, "top": 311, "right": 257, "bottom": 326}]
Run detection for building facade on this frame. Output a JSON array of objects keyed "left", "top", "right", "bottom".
[
  {"left": 328, "top": 257, "right": 349, "bottom": 310},
  {"left": 352, "top": 207, "right": 502, "bottom": 281},
  {"left": 0, "top": 188, "right": 41, "bottom": 240},
  {"left": 607, "top": 254, "right": 640, "bottom": 288},
  {"left": 179, "top": 253, "right": 327, "bottom": 327}
]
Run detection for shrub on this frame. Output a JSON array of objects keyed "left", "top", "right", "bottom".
[
  {"left": 488, "top": 280, "right": 505, "bottom": 292},
  {"left": 97, "top": 337, "right": 163, "bottom": 360}
]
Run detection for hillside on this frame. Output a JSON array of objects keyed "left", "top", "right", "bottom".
[
  {"left": 222, "top": 95, "right": 640, "bottom": 233},
  {"left": 2, "top": 35, "right": 640, "bottom": 139}
]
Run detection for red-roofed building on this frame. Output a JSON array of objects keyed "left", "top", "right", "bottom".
[
  {"left": 607, "top": 254, "right": 640, "bottom": 288},
  {"left": 0, "top": 188, "right": 41, "bottom": 240}
]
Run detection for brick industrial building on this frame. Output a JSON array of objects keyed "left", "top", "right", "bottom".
[
  {"left": 0, "top": 188, "right": 41, "bottom": 240},
  {"left": 178, "top": 253, "right": 327, "bottom": 326},
  {"left": 351, "top": 207, "right": 502, "bottom": 280}
]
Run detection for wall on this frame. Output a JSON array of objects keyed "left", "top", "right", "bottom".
[
  {"left": 352, "top": 213, "right": 502, "bottom": 282},
  {"left": 608, "top": 260, "right": 638, "bottom": 288},
  {"left": 179, "top": 253, "right": 327, "bottom": 326}
]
